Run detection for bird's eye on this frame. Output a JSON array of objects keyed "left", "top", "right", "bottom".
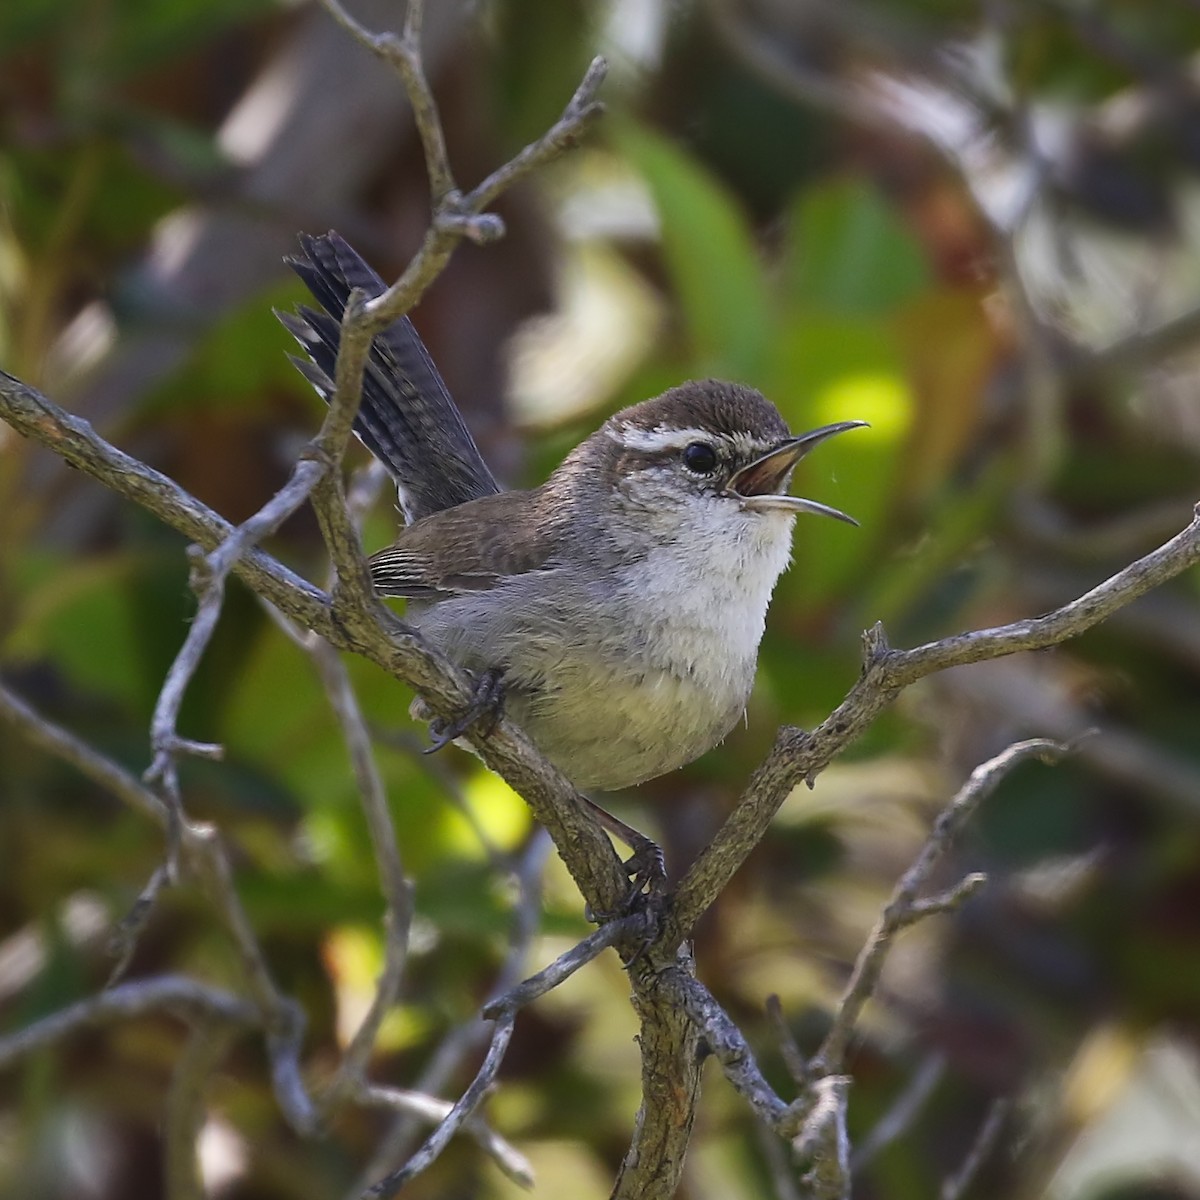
[{"left": 681, "top": 442, "right": 718, "bottom": 475}]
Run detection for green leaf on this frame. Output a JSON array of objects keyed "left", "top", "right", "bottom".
[
  {"left": 781, "top": 177, "right": 930, "bottom": 316},
  {"left": 5, "top": 550, "right": 149, "bottom": 710},
  {"left": 766, "top": 313, "right": 911, "bottom": 605},
  {"left": 613, "top": 121, "right": 771, "bottom": 378}
]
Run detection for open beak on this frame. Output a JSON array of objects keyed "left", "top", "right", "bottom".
[{"left": 727, "top": 420, "right": 868, "bottom": 524}]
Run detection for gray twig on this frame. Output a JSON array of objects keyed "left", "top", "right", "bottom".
[
  {"left": 813, "top": 740, "right": 1065, "bottom": 1076},
  {"left": 364, "top": 901, "right": 641, "bottom": 1196},
  {"left": 164, "top": 1017, "right": 241, "bottom": 1200},
  {"left": 259, "top": 602, "right": 415, "bottom": 1109},
  {"left": 144, "top": 457, "right": 327, "bottom": 878},
  {"left": 667, "top": 510, "right": 1200, "bottom": 946},
  {"left": 365, "top": 1016, "right": 516, "bottom": 1199},
  {"left": 680, "top": 973, "right": 792, "bottom": 1130},
  {"left": 852, "top": 1053, "right": 946, "bottom": 1170},
  {"left": 351, "top": 1083, "right": 534, "bottom": 1189},
  {"left": 483, "top": 912, "right": 647, "bottom": 1020},
  {"left": 0, "top": 682, "right": 319, "bottom": 1133},
  {"left": 941, "top": 1097, "right": 1012, "bottom": 1200},
  {"left": 347, "top": 831, "right": 551, "bottom": 1197},
  {"left": 0, "top": 975, "right": 255, "bottom": 1070}
]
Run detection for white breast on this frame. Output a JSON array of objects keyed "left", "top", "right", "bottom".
[
  {"left": 412, "top": 500, "right": 797, "bottom": 790},
  {"left": 614, "top": 502, "right": 795, "bottom": 692}
]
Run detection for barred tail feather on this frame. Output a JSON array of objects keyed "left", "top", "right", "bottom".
[{"left": 279, "top": 231, "right": 501, "bottom": 522}]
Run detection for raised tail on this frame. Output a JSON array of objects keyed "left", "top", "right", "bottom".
[{"left": 279, "top": 231, "right": 501, "bottom": 522}]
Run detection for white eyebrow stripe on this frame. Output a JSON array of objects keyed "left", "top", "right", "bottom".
[
  {"left": 607, "top": 424, "right": 714, "bottom": 452},
  {"left": 607, "top": 424, "right": 777, "bottom": 457}
]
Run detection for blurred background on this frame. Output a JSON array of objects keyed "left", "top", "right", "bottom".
[{"left": 3, "top": 1, "right": 1200, "bottom": 1197}]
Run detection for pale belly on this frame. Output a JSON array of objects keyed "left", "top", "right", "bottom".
[
  {"left": 506, "top": 656, "right": 751, "bottom": 791},
  {"left": 407, "top": 513, "right": 790, "bottom": 792},
  {"left": 409, "top": 593, "right": 760, "bottom": 791}
]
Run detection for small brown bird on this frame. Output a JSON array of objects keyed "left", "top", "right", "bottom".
[{"left": 281, "top": 232, "right": 865, "bottom": 794}]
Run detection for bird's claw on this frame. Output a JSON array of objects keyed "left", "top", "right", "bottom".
[
  {"left": 584, "top": 834, "right": 668, "bottom": 929},
  {"left": 622, "top": 837, "right": 667, "bottom": 906},
  {"left": 424, "top": 668, "right": 505, "bottom": 754}
]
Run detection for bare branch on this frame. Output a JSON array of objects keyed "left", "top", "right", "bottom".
[
  {"left": 466, "top": 56, "right": 608, "bottom": 214},
  {"left": 0, "top": 371, "right": 632, "bottom": 919},
  {"left": 665, "top": 738, "right": 1051, "bottom": 1200},
  {"left": 677, "top": 973, "right": 791, "bottom": 1130},
  {"left": 901, "top": 873, "right": 988, "bottom": 924},
  {"left": 365, "top": 1016, "right": 516, "bottom": 1199},
  {"left": 106, "top": 863, "right": 172, "bottom": 986},
  {"left": 666, "top": 507, "right": 1200, "bottom": 945},
  {"left": 766, "top": 993, "right": 809, "bottom": 1089},
  {"left": 315, "top": 0, "right": 456, "bottom": 205},
  {"left": 141, "top": 465, "right": 322, "bottom": 883},
  {"left": 361, "top": 908, "right": 643, "bottom": 1195},
  {"left": 351, "top": 1083, "right": 534, "bottom": 1189},
  {"left": 852, "top": 1053, "right": 946, "bottom": 1170},
  {"left": 0, "top": 976, "right": 255, "bottom": 1070},
  {"left": 165, "top": 1017, "right": 241, "bottom": 1200},
  {"left": 261, "top": 606, "right": 415, "bottom": 1109},
  {"left": 483, "top": 911, "right": 648, "bottom": 1020},
  {"left": 941, "top": 1098, "right": 1012, "bottom": 1200},
  {"left": 813, "top": 739, "right": 1066, "bottom": 1076},
  {"left": 348, "top": 832, "right": 551, "bottom": 1195},
  {"left": 0, "top": 679, "right": 166, "bottom": 827},
  {"left": 0, "top": 681, "right": 319, "bottom": 1133},
  {"left": 611, "top": 952, "right": 704, "bottom": 1200}
]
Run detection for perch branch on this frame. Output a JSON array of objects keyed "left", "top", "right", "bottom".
[
  {"left": 0, "top": 369, "right": 631, "bottom": 919},
  {"left": 665, "top": 506, "right": 1200, "bottom": 946}
]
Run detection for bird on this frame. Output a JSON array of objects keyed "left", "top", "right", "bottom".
[{"left": 279, "top": 231, "right": 865, "bottom": 799}]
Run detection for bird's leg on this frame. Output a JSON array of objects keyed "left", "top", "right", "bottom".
[
  {"left": 422, "top": 676, "right": 665, "bottom": 916},
  {"left": 424, "top": 668, "right": 505, "bottom": 753},
  {"left": 580, "top": 795, "right": 667, "bottom": 915}
]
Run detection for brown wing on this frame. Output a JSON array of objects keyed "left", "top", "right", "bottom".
[{"left": 368, "top": 489, "right": 564, "bottom": 599}]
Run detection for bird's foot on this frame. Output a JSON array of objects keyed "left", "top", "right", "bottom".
[
  {"left": 424, "top": 669, "right": 505, "bottom": 754},
  {"left": 584, "top": 821, "right": 668, "bottom": 929},
  {"left": 622, "top": 835, "right": 667, "bottom": 907}
]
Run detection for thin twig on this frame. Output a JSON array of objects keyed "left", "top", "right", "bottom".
[
  {"left": 347, "top": 832, "right": 551, "bottom": 1197},
  {"left": 106, "top": 863, "right": 172, "bottom": 986},
  {"left": 164, "top": 1017, "right": 241, "bottom": 1200},
  {"left": 941, "top": 1098, "right": 1012, "bottom": 1200},
  {"left": 852, "top": 1053, "right": 946, "bottom": 1170},
  {"left": 0, "top": 976, "right": 256, "bottom": 1070},
  {"left": 679, "top": 973, "right": 792, "bottom": 1130},
  {"left": 766, "top": 993, "right": 810, "bottom": 1089},
  {"left": 666, "top": 507, "right": 1200, "bottom": 945},
  {"left": 484, "top": 912, "right": 647, "bottom": 1019},
  {"left": 365, "top": 1016, "right": 516, "bottom": 1199},
  {"left": 351, "top": 1083, "right": 534, "bottom": 1189},
  {"left": 0, "top": 682, "right": 319, "bottom": 1132},
  {"left": 144, "top": 457, "right": 326, "bottom": 876},
  {"left": 315, "top": 0, "right": 457, "bottom": 208},
  {"left": 315, "top": 636, "right": 414, "bottom": 1101},
  {"left": 363, "top": 905, "right": 643, "bottom": 1196},
  {"left": 812, "top": 740, "right": 1065, "bottom": 1075}
]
